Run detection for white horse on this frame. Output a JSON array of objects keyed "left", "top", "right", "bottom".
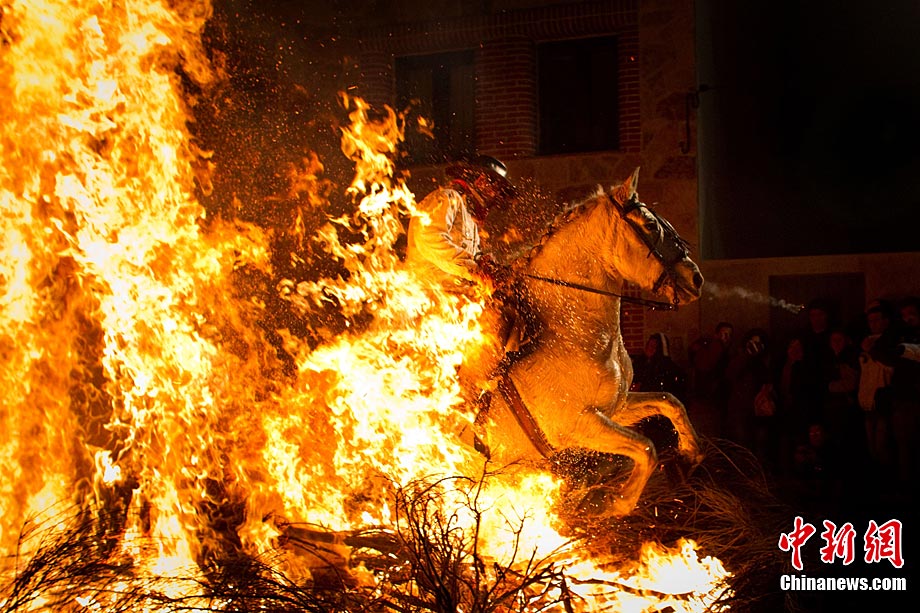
[{"left": 474, "top": 168, "right": 705, "bottom": 517}]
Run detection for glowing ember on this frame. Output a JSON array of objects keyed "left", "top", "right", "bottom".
[{"left": 0, "top": 0, "right": 731, "bottom": 610}]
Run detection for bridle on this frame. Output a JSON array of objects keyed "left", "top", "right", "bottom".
[
  {"left": 524, "top": 193, "right": 691, "bottom": 311},
  {"left": 618, "top": 193, "right": 691, "bottom": 292}
]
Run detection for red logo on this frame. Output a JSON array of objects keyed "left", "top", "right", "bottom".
[{"left": 779, "top": 517, "right": 905, "bottom": 571}]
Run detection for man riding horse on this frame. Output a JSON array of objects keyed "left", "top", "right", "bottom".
[
  {"left": 405, "top": 155, "right": 527, "bottom": 352},
  {"left": 408, "top": 163, "right": 705, "bottom": 517}
]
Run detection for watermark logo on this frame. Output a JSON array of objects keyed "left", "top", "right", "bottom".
[{"left": 778, "top": 516, "right": 904, "bottom": 571}]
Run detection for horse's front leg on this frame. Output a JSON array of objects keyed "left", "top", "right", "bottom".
[
  {"left": 567, "top": 410, "right": 658, "bottom": 517},
  {"left": 612, "top": 392, "right": 705, "bottom": 465}
]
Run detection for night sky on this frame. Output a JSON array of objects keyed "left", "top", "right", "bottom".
[{"left": 697, "top": 0, "right": 920, "bottom": 259}]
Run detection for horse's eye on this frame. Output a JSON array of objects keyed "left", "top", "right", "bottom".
[{"left": 643, "top": 219, "right": 658, "bottom": 232}]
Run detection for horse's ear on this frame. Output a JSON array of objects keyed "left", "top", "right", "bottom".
[{"left": 612, "top": 167, "right": 640, "bottom": 204}]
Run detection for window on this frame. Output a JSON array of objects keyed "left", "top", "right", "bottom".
[
  {"left": 395, "top": 50, "right": 475, "bottom": 165},
  {"left": 538, "top": 36, "right": 619, "bottom": 155}
]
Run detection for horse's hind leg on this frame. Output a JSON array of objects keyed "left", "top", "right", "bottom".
[
  {"left": 568, "top": 410, "right": 658, "bottom": 517},
  {"left": 612, "top": 392, "right": 704, "bottom": 465}
]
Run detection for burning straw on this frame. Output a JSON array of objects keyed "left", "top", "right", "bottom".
[
  {"left": 0, "top": 0, "right": 779, "bottom": 611},
  {"left": 3, "top": 445, "right": 793, "bottom": 612}
]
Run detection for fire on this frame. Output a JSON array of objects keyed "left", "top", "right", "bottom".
[
  {"left": 560, "top": 540, "right": 731, "bottom": 613},
  {"left": 0, "top": 0, "right": 732, "bottom": 610}
]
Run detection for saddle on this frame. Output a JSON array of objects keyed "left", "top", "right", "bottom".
[{"left": 492, "top": 274, "right": 542, "bottom": 355}]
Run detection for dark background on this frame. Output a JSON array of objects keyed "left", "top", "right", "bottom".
[
  {"left": 201, "top": 0, "right": 920, "bottom": 259},
  {"left": 697, "top": 0, "right": 920, "bottom": 259}
]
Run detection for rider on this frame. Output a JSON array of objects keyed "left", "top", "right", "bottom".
[
  {"left": 405, "top": 154, "right": 516, "bottom": 294},
  {"left": 407, "top": 154, "right": 531, "bottom": 354},
  {"left": 406, "top": 156, "right": 531, "bottom": 455}
]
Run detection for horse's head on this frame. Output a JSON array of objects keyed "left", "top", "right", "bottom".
[{"left": 602, "top": 168, "right": 703, "bottom": 306}]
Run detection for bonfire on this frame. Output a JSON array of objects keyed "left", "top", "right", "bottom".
[{"left": 1, "top": 1, "right": 789, "bottom": 611}]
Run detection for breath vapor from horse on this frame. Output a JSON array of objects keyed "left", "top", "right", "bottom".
[{"left": 704, "top": 281, "right": 804, "bottom": 314}]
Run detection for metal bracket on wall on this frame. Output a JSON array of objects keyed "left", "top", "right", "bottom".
[{"left": 679, "top": 84, "right": 711, "bottom": 154}]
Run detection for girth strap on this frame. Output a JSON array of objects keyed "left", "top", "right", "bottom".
[{"left": 497, "top": 372, "right": 556, "bottom": 459}]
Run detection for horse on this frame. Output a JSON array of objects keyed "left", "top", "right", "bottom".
[{"left": 474, "top": 168, "right": 705, "bottom": 517}]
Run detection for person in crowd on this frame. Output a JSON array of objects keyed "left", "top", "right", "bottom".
[
  {"left": 790, "top": 421, "right": 844, "bottom": 511},
  {"left": 630, "top": 332, "right": 687, "bottom": 401},
  {"left": 629, "top": 332, "right": 689, "bottom": 451},
  {"left": 686, "top": 321, "right": 734, "bottom": 438},
  {"left": 822, "top": 328, "right": 861, "bottom": 446},
  {"left": 724, "top": 328, "right": 776, "bottom": 469},
  {"left": 776, "top": 335, "right": 812, "bottom": 476},
  {"left": 895, "top": 296, "right": 920, "bottom": 361},
  {"left": 799, "top": 299, "right": 836, "bottom": 423},
  {"left": 873, "top": 296, "right": 920, "bottom": 487},
  {"left": 857, "top": 299, "right": 898, "bottom": 469}
]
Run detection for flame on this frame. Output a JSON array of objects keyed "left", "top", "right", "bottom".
[
  {"left": 0, "top": 0, "right": 731, "bottom": 610},
  {"left": 560, "top": 539, "right": 732, "bottom": 613}
]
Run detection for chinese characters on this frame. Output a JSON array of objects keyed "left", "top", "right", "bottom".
[{"left": 778, "top": 517, "right": 904, "bottom": 571}]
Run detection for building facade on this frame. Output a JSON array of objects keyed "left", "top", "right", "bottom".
[
  {"left": 351, "top": 0, "right": 698, "bottom": 358},
  {"left": 340, "top": 0, "right": 920, "bottom": 361}
]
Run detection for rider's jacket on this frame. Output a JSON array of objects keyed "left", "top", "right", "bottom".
[{"left": 405, "top": 187, "right": 482, "bottom": 288}]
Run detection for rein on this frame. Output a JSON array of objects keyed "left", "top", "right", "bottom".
[
  {"left": 523, "top": 273, "right": 678, "bottom": 311},
  {"left": 497, "top": 372, "right": 556, "bottom": 459}
]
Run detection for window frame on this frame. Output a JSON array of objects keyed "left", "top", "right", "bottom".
[
  {"left": 395, "top": 49, "right": 476, "bottom": 166},
  {"left": 537, "top": 35, "right": 620, "bottom": 156}
]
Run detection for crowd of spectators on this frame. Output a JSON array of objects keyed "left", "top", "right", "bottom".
[{"left": 631, "top": 296, "right": 920, "bottom": 512}]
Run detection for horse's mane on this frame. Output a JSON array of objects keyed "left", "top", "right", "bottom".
[{"left": 509, "top": 186, "right": 607, "bottom": 270}]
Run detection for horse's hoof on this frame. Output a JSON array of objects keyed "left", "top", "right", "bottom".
[
  {"left": 679, "top": 447, "right": 705, "bottom": 467},
  {"left": 569, "top": 486, "right": 637, "bottom": 519},
  {"left": 607, "top": 494, "right": 637, "bottom": 518}
]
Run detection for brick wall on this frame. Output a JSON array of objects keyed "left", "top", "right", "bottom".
[
  {"left": 618, "top": 30, "right": 641, "bottom": 153},
  {"left": 351, "top": 0, "right": 698, "bottom": 361},
  {"left": 475, "top": 37, "right": 537, "bottom": 158},
  {"left": 354, "top": 0, "right": 641, "bottom": 161}
]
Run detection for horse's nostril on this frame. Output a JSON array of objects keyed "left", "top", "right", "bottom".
[{"left": 692, "top": 272, "right": 703, "bottom": 288}]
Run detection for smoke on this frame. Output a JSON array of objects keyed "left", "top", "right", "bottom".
[{"left": 704, "top": 282, "right": 804, "bottom": 314}]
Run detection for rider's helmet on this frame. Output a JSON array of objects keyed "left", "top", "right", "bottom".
[{"left": 446, "top": 155, "right": 518, "bottom": 219}]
